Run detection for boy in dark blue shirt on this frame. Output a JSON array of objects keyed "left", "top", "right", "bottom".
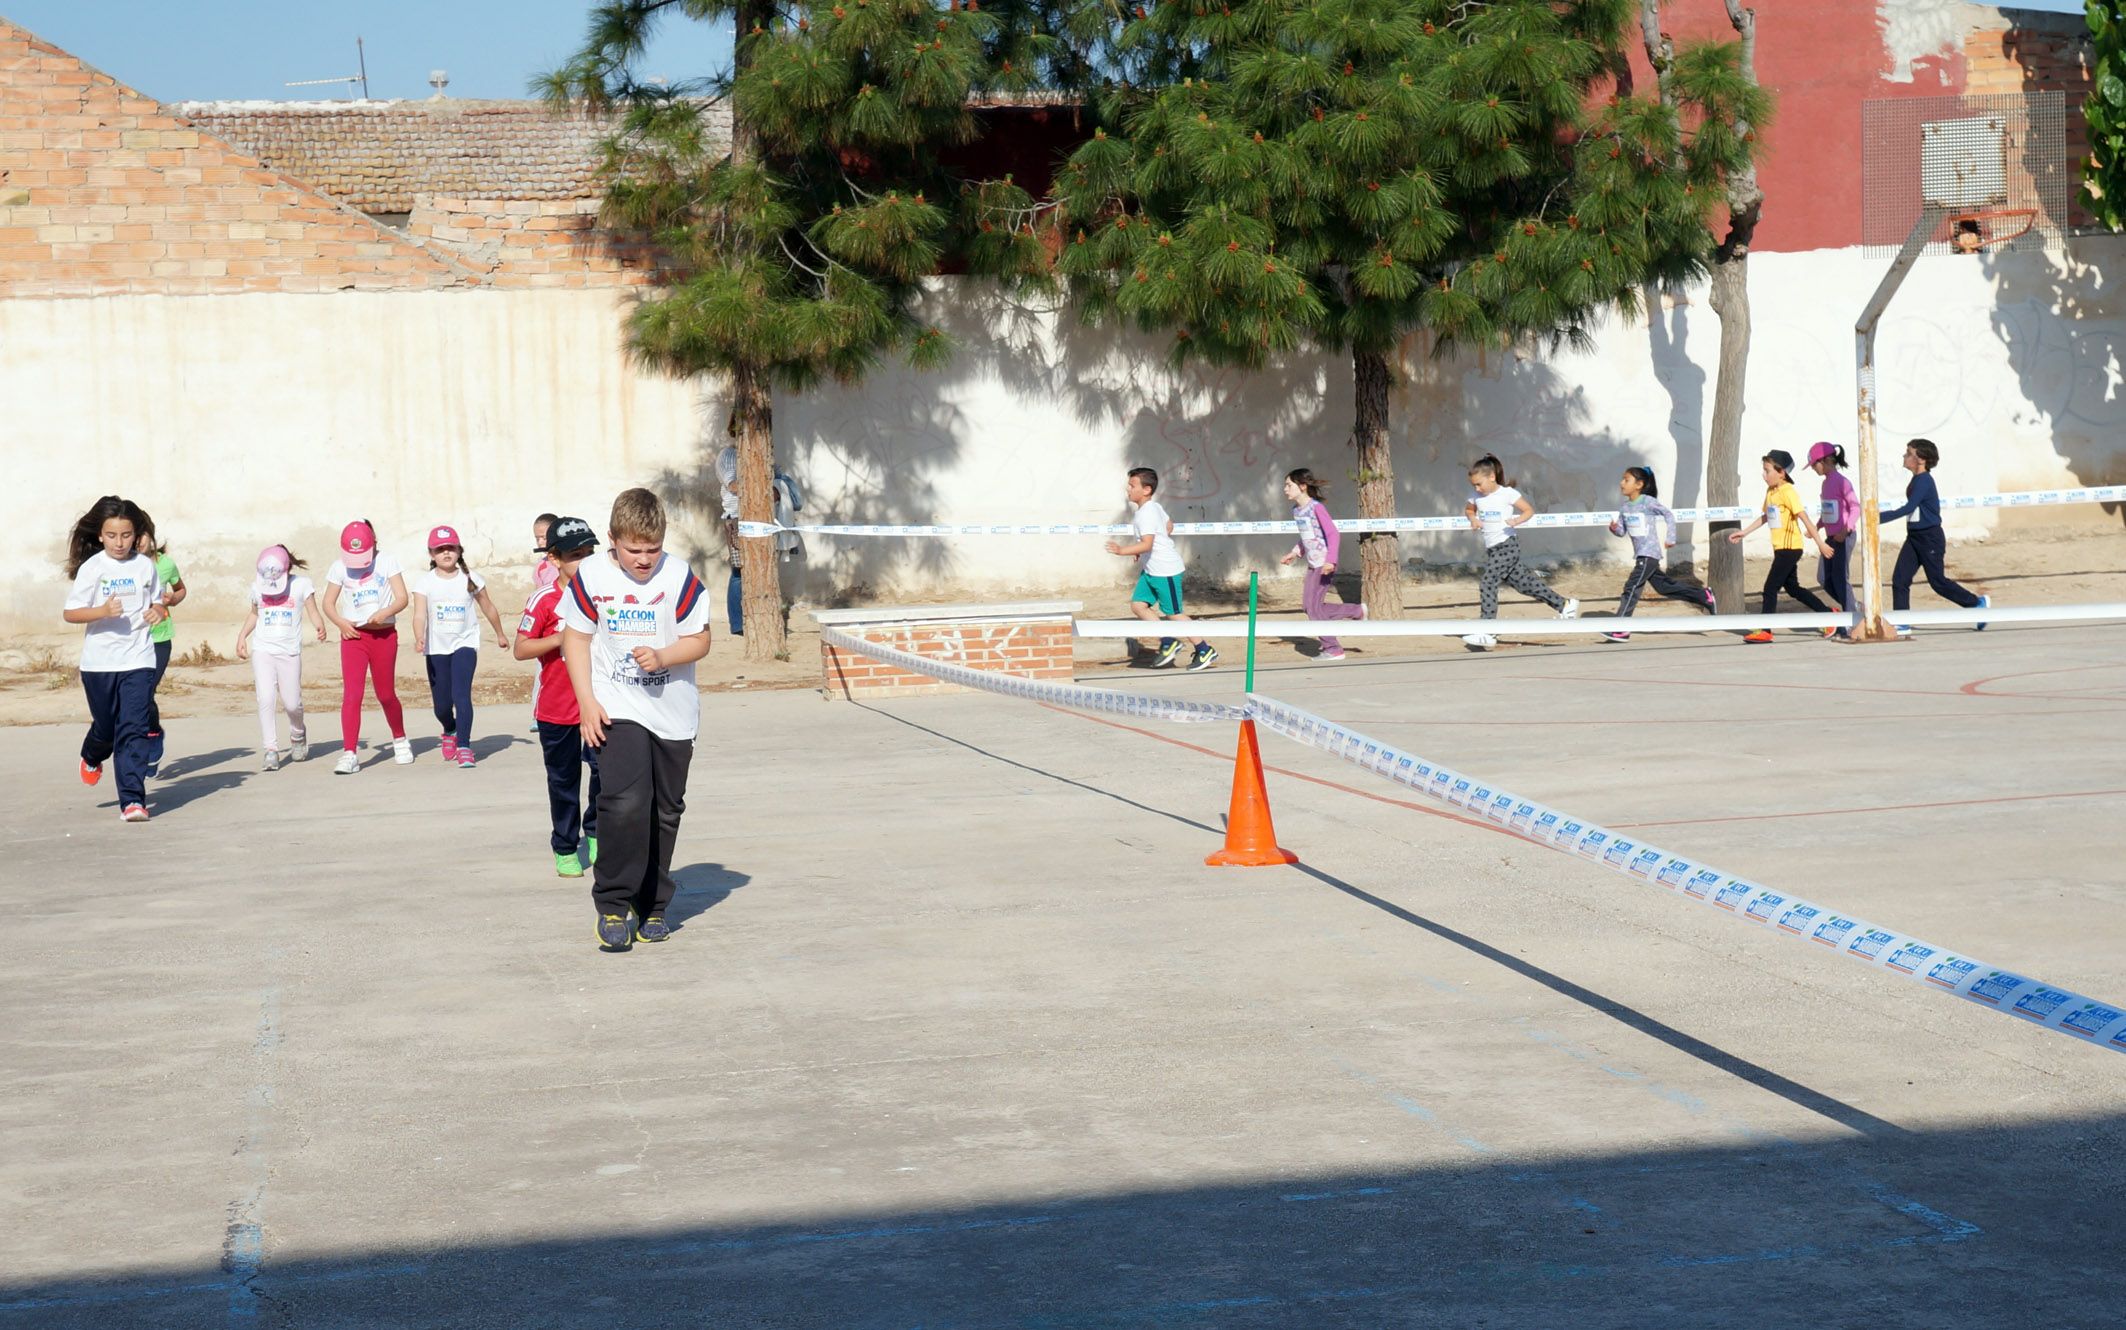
[{"left": 1880, "top": 438, "right": 1988, "bottom": 634}]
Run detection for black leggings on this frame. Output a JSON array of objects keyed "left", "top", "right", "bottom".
[
  {"left": 1893, "top": 527, "right": 1979, "bottom": 610},
  {"left": 1761, "top": 549, "right": 1832, "bottom": 616},
  {"left": 1616, "top": 556, "right": 1714, "bottom": 618}
]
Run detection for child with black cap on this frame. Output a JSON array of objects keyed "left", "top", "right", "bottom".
[
  {"left": 1727, "top": 449, "right": 1835, "bottom": 644},
  {"left": 513, "top": 515, "right": 604, "bottom": 878}
]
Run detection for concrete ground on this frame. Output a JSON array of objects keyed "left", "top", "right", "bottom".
[{"left": 3, "top": 619, "right": 2123, "bottom": 1328}]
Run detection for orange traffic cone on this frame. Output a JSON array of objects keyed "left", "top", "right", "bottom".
[{"left": 1205, "top": 719, "right": 1298, "bottom": 867}]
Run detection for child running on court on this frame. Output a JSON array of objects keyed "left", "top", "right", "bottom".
[
  {"left": 526, "top": 513, "right": 560, "bottom": 728},
  {"left": 515, "top": 515, "right": 603, "bottom": 878},
  {"left": 1276, "top": 468, "right": 1366, "bottom": 659},
  {"left": 1462, "top": 455, "right": 1578, "bottom": 651},
  {"left": 62, "top": 495, "right": 167, "bottom": 822},
  {"left": 1726, "top": 449, "right": 1835, "bottom": 644},
  {"left": 1879, "top": 437, "right": 1989, "bottom": 636},
  {"left": 1105, "top": 466, "right": 1217, "bottom": 671},
  {"left": 562, "top": 488, "right": 713, "bottom": 951},
  {"left": 136, "top": 525, "right": 184, "bottom": 775},
  {"left": 413, "top": 524, "right": 508, "bottom": 768},
  {"left": 323, "top": 519, "right": 414, "bottom": 773},
  {"left": 1600, "top": 467, "right": 1714, "bottom": 642},
  {"left": 1808, "top": 442, "right": 1860, "bottom": 639},
  {"left": 235, "top": 545, "right": 326, "bottom": 770}
]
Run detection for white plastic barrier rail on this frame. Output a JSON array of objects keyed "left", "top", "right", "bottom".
[
  {"left": 741, "top": 484, "right": 2126, "bottom": 539},
  {"left": 820, "top": 627, "right": 1247, "bottom": 724},
  {"left": 1244, "top": 692, "right": 2126, "bottom": 1057},
  {"left": 1074, "top": 603, "right": 2126, "bottom": 638}
]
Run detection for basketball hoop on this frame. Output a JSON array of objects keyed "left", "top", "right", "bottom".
[{"left": 1946, "top": 207, "right": 2038, "bottom": 254}]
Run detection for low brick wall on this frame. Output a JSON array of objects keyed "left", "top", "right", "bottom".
[{"left": 815, "top": 602, "right": 1081, "bottom": 700}]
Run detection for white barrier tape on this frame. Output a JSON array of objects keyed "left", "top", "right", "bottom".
[
  {"left": 739, "top": 485, "right": 2126, "bottom": 539},
  {"left": 1074, "top": 602, "right": 2126, "bottom": 639},
  {"left": 1244, "top": 692, "right": 2126, "bottom": 1056},
  {"left": 821, "top": 627, "right": 1248, "bottom": 724}
]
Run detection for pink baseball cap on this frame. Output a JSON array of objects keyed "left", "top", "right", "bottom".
[
  {"left": 427, "top": 524, "right": 461, "bottom": 551},
  {"left": 256, "top": 544, "right": 292, "bottom": 595},
  {"left": 339, "top": 520, "right": 377, "bottom": 573},
  {"left": 1806, "top": 441, "right": 1839, "bottom": 466}
]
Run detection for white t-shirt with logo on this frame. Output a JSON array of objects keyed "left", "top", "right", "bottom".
[
  {"left": 414, "top": 568, "right": 486, "bottom": 655},
  {"left": 559, "top": 552, "right": 710, "bottom": 742},
  {"left": 66, "top": 552, "right": 164, "bottom": 673},
  {"left": 1470, "top": 486, "right": 1523, "bottom": 548},
  {"left": 249, "top": 576, "right": 316, "bottom": 656},
  {"left": 327, "top": 552, "right": 406, "bottom": 629},
  {"left": 1132, "top": 498, "right": 1185, "bottom": 577}
]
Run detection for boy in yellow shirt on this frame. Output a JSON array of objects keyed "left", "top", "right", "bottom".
[{"left": 1727, "top": 449, "right": 1835, "bottom": 644}]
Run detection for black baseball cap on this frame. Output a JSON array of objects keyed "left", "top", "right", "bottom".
[
  {"left": 546, "top": 516, "right": 598, "bottom": 556},
  {"left": 1763, "top": 449, "right": 1796, "bottom": 477}
]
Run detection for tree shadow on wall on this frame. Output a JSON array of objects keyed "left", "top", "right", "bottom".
[{"left": 1643, "top": 287, "right": 1711, "bottom": 578}]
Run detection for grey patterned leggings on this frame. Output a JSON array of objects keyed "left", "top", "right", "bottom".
[{"left": 1480, "top": 538, "right": 1566, "bottom": 618}]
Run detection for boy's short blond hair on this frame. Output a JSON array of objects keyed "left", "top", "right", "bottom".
[{"left": 609, "top": 487, "right": 667, "bottom": 544}]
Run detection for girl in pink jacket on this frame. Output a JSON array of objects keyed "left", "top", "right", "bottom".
[{"left": 1277, "top": 469, "right": 1367, "bottom": 659}]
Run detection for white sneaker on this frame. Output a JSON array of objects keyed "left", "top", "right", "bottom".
[
  {"left": 263, "top": 749, "right": 281, "bottom": 772},
  {"left": 1461, "top": 633, "right": 1497, "bottom": 651},
  {"left": 392, "top": 737, "right": 414, "bottom": 765},
  {"left": 1559, "top": 599, "right": 1580, "bottom": 620},
  {"left": 333, "top": 750, "right": 360, "bottom": 775},
  {"left": 287, "top": 729, "right": 305, "bottom": 759}
]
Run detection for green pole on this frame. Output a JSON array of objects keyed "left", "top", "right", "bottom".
[{"left": 1245, "top": 571, "right": 1259, "bottom": 694}]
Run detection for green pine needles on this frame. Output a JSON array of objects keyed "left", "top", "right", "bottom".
[{"left": 1053, "top": 0, "right": 1767, "bottom": 366}]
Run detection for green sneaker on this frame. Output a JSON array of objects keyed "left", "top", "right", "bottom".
[
  {"left": 555, "top": 852, "right": 584, "bottom": 879},
  {"left": 585, "top": 836, "right": 598, "bottom": 867}
]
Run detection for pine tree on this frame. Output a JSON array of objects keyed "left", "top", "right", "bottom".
[
  {"left": 1053, "top": 0, "right": 1761, "bottom": 616},
  {"left": 545, "top": 0, "right": 1052, "bottom": 659},
  {"left": 1643, "top": 0, "right": 1773, "bottom": 617},
  {"left": 2088, "top": 0, "right": 2126, "bottom": 229}
]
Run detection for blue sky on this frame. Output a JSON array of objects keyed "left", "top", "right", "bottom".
[{"left": 4, "top": 1, "right": 735, "bottom": 102}]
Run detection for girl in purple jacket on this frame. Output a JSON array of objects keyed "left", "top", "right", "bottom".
[{"left": 1277, "top": 469, "right": 1367, "bottom": 659}]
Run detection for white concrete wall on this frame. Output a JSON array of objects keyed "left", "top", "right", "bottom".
[{"left": 8, "top": 234, "right": 2122, "bottom": 634}]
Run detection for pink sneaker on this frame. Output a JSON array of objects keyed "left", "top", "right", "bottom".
[
  {"left": 456, "top": 750, "right": 476, "bottom": 769},
  {"left": 440, "top": 735, "right": 459, "bottom": 762},
  {"left": 119, "top": 803, "right": 149, "bottom": 823}
]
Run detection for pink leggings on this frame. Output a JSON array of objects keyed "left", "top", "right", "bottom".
[
  {"left": 340, "top": 629, "right": 407, "bottom": 751},
  {"left": 252, "top": 651, "right": 304, "bottom": 752}
]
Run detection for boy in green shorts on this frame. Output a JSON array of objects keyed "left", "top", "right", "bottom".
[{"left": 1104, "top": 467, "right": 1216, "bottom": 671}]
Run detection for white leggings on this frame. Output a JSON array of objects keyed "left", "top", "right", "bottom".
[{"left": 252, "top": 651, "right": 304, "bottom": 752}]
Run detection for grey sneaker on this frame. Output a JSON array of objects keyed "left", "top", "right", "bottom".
[
  {"left": 1151, "top": 638, "right": 1185, "bottom": 668},
  {"left": 595, "top": 912, "right": 635, "bottom": 952},
  {"left": 262, "top": 749, "right": 281, "bottom": 772},
  {"left": 1187, "top": 644, "right": 1219, "bottom": 672},
  {"left": 636, "top": 915, "right": 672, "bottom": 943}
]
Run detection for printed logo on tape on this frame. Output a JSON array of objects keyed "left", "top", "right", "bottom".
[
  {"left": 1744, "top": 891, "right": 1786, "bottom": 924},
  {"left": 1683, "top": 869, "right": 1722, "bottom": 899},
  {"left": 1774, "top": 902, "right": 1821, "bottom": 936},
  {"left": 2060, "top": 1004, "right": 2125, "bottom": 1039},
  {"left": 1966, "top": 971, "right": 2025, "bottom": 1006},
  {"left": 2010, "top": 986, "right": 2072, "bottom": 1023},
  {"left": 1847, "top": 929, "right": 1898, "bottom": 962},
  {"left": 1926, "top": 955, "right": 1980, "bottom": 991},
  {"left": 1885, "top": 941, "right": 1936, "bottom": 974},
  {"left": 1810, "top": 915, "right": 1860, "bottom": 948}
]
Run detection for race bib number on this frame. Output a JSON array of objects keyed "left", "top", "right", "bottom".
[
  {"left": 1765, "top": 504, "right": 1781, "bottom": 525},
  {"left": 261, "top": 606, "right": 297, "bottom": 630},
  {"left": 1624, "top": 512, "right": 1648, "bottom": 537},
  {"left": 346, "top": 584, "right": 383, "bottom": 618},
  {"left": 1820, "top": 500, "right": 1838, "bottom": 524}
]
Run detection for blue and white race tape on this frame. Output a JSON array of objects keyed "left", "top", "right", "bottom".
[
  {"left": 1244, "top": 692, "right": 2126, "bottom": 1056},
  {"left": 741, "top": 485, "right": 2126, "bottom": 539},
  {"left": 1074, "top": 602, "right": 2126, "bottom": 638},
  {"left": 821, "top": 627, "right": 1247, "bottom": 724}
]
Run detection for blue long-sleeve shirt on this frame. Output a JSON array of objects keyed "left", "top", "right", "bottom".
[{"left": 1877, "top": 471, "right": 1941, "bottom": 530}]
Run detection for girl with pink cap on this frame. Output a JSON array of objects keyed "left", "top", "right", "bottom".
[
  {"left": 322, "top": 519, "right": 413, "bottom": 774},
  {"left": 1808, "top": 442, "right": 1861, "bottom": 639},
  {"left": 413, "top": 523, "right": 507, "bottom": 767},
  {"left": 235, "top": 545, "right": 326, "bottom": 770}
]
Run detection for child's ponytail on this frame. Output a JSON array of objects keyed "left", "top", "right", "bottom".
[
  {"left": 1469, "top": 454, "right": 1511, "bottom": 488},
  {"left": 1625, "top": 466, "right": 1659, "bottom": 499}
]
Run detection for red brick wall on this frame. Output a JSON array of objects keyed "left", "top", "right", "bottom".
[
  {"left": 1966, "top": 18, "right": 2096, "bottom": 228},
  {"left": 406, "top": 195, "right": 658, "bottom": 289},
  {"left": 0, "top": 20, "right": 470, "bottom": 296},
  {"left": 822, "top": 620, "right": 1076, "bottom": 700}
]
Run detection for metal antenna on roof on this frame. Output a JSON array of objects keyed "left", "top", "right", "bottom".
[
  {"left": 285, "top": 36, "right": 370, "bottom": 100},
  {"left": 429, "top": 70, "right": 450, "bottom": 99}
]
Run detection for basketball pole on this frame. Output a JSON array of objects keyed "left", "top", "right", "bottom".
[{"left": 1852, "top": 203, "right": 1946, "bottom": 643}]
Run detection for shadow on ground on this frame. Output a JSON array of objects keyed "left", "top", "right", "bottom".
[{"left": 1, "top": 1113, "right": 2118, "bottom": 1328}]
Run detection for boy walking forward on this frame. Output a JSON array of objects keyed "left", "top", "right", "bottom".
[
  {"left": 514, "top": 515, "right": 603, "bottom": 879},
  {"left": 561, "top": 489, "right": 712, "bottom": 951}
]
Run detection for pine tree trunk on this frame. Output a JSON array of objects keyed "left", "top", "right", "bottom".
[
  {"left": 1350, "top": 348, "right": 1401, "bottom": 618},
  {"left": 728, "top": 359, "right": 785, "bottom": 661},
  {"left": 1705, "top": 254, "right": 1747, "bottom": 615}
]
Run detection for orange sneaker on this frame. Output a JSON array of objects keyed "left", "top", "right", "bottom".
[
  {"left": 1743, "top": 629, "right": 1774, "bottom": 644},
  {"left": 79, "top": 758, "right": 102, "bottom": 786}
]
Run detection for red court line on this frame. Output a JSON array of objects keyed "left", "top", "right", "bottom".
[
  {"left": 1039, "top": 704, "right": 1512, "bottom": 839},
  {"left": 1503, "top": 671, "right": 1962, "bottom": 700},
  {"left": 1613, "top": 787, "right": 2126, "bottom": 830},
  {"left": 1958, "top": 661, "right": 2125, "bottom": 698}
]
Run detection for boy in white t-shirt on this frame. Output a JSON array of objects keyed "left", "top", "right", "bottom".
[
  {"left": 1103, "top": 467, "right": 1216, "bottom": 671},
  {"left": 561, "top": 488, "right": 712, "bottom": 951}
]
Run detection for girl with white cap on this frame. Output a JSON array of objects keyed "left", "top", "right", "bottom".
[
  {"left": 322, "top": 519, "right": 413, "bottom": 773},
  {"left": 235, "top": 545, "right": 326, "bottom": 770}
]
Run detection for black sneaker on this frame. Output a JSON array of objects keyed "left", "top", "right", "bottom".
[
  {"left": 637, "top": 915, "right": 671, "bottom": 943},
  {"left": 1187, "top": 645, "right": 1219, "bottom": 672},
  {"left": 1150, "top": 638, "right": 1185, "bottom": 668},
  {"left": 595, "top": 912, "right": 635, "bottom": 952}
]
